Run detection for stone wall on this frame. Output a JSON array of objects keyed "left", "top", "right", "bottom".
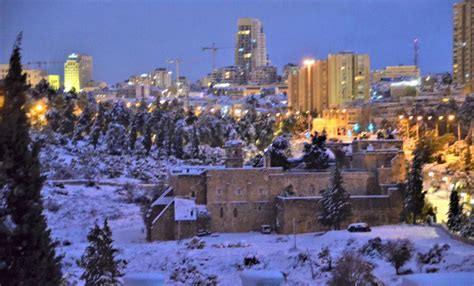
[
  {"left": 268, "top": 171, "right": 379, "bottom": 196},
  {"left": 169, "top": 173, "right": 207, "bottom": 204},
  {"left": 207, "top": 202, "right": 274, "bottom": 233},
  {"left": 275, "top": 188, "right": 403, "bottom": 234},
  {"left": 148, "top": 200, "right": 175, "bottom": 241}
]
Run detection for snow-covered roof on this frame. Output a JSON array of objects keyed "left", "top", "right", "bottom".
[
  {"left": 174, "top": 198, "right": 197, "bottom": 221},
  {"left": 151, "top": 196, "right": 173, "bottom": 206},
  {"left": 225, "top": 139, "right": 243, "bottom": 147}
]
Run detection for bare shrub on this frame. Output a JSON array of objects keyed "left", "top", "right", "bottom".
[
  {"left": 328, "top": 251, "right": 381, "bottom": 286},
  {"left": 384, "top": 239, "right": 414, "bottom": 275}
]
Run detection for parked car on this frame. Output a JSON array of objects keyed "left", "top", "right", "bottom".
[
  {"left": 261, "top": 224, "right": 272, "bottom": 234},
  {"left": 347, "top": 223, "right": 371, "bottom": 232},
  {"left": 196, "top": 229, "right": 212, "bottom": 237}
]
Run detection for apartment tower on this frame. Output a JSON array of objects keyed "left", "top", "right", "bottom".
[
  {"left": 235, "top": 18, "right": 267, "bottom": 71},
  {"left": 453, "top": 0, "right": 474, "bottom": 91}
]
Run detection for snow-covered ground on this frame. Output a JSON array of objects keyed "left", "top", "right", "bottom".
[{"left": 43, "top": 182, "right": 474, "bottom": 285}]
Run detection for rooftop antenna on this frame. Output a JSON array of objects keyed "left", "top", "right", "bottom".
[{"left": 413, "top": 38, "right": 419, "bottom": 68}]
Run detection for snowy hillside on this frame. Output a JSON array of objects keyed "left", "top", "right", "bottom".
[{"left": 43, "top": 182, "right": 474, "bottom": 285}]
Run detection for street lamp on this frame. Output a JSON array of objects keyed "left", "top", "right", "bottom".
[
  {"left": 447, "top": 115, "right": 455, "bottom": 134},
  {"left": 416, "top": 116, "right": 422, "bottom": 140}
]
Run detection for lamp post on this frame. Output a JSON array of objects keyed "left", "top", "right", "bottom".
[
  {"left": 447, "top": 115, "right": 455, "bottom": 134},
  {"left": 437, "top": 115, "right": 443, "bottom": 136},
  {"left": 416, "top": 116, "right": 422, "bottom": 140},
  {"left": 304, "top": 59, "right": 315, "bottom": 114}
]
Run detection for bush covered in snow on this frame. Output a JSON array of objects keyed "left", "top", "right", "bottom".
[
  {"left": 169, "top": 257, "right": 218, "bottom": 285},
  {"left": 327, "top": 251, "right": 380, "bottom": 286},
  {"left": 384, "top": 239, "right": 414, "bottom": 275},
  {"left": 186, "top": 237, "right": 206, "bottom": 250},
  {"left": 359, "top": 237, "right": 385, "bottom": 258},
  {"left": 416, "top": 243, "right": 450, "bottom": 272}
]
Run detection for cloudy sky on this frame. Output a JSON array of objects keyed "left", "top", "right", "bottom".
[{"left": 1, "top": 0, "right": 456, "bottom": 84}]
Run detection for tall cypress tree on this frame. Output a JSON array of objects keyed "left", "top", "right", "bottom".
[
  {"left": 403, "top": 142, "right": 426, "bottom": 224},
  {"left": 318, "top": 165, "right": 352, "bottom": 230},
  {"left": 447, "top": 190, "right": 461, "bottom": 231},
  {"left": 80, "top": 219, "right": 123, "bottom": 286},
  {"left": 0, "top": 33, "right": 62, "bottom": 285}
]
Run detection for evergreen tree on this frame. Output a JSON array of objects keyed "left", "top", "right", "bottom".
[
  {"left": 79, "top": 219, "right": 124, "bottom": 286},
  {"left": 0, "top": 33, "right": 62, "bottom": 285},
  {"left": 105, "top": 122, "right": 126, "bottom": 155},
  {"left": 403, "top": 142, "right": 426, "bottom": 224},
  {"left": 267, "top": 135, "right": 291, "bottom": 169},
  {"left": 303, "top": 131, "right": 330, "bottom": 170},
  {"left": 447, "top": 190, "right": 462, "bottom": 231},
  {"left": 188, "top": 125, "right": 200, "bottom": 159},
  {"left": 318, "top": 165, "right": 352, "bottom": 230},
  {"left": 142, "top": 124, "right": 152, "bottom": 156},
  {"left": 59, "top": 99, "right": 77, "bottom": 135},
  {"left": 73, "top": 105, "right": 93, "bottom": 142},
  {"left": 90, "top": 103, "right": 106, "bottom": 149},
  {"left": 129, "top": 123, "right": 138, "bottom": 151},
  {"left": 461, "top": 147, "right": 472, "bottom": 171}
]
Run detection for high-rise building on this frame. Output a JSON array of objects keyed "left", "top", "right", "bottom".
[
  {"left": 453, "top": 0, "right": 474, "bottom": 91},
  {"left": 282, "top": 63, "right": 299, "bottom": 83},
  {"left": 235, "top": 18, "right": 267, "bottom": 71},
  {"left": 249, "top": 65, "right": 278, "bottom": 85},
  {"left": 64, "top": 53, "right": 93, "bottom": 92},
  {"left": 288, "top": 59, "right": 328, "bottom": 114},
  {"left": 328, "top": 52, "right": 370, "bottom": 107},
  {"left": 151, "top": 68, "right": 173, "bottom": 89}
]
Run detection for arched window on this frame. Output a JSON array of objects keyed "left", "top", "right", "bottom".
[
  {"left": 233, "top": 208, "right": 238, "bottom": 218},
  {"left": 220, "top": 207, "right": 224, "bottom": 218},
  {"left": 191, "top": 191, "right": 195, "bottom": 198}
]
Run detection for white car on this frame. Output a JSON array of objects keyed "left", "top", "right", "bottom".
[{"left": 347, "top": 223, "right": 371, "bottom": 232}]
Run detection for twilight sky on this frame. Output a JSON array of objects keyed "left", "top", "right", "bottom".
[{"left": 1, "top": 0, "right": 456, "bottom": 84}]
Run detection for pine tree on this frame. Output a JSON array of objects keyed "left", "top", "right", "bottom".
[
  {"left": 142, "top": 124, "right": 152, "bottom": 156},
  {"left": 80, "top": 219, "right": 124, "bottom": 286},
  {"left": 0, "top": 33, "right": 62, "bottom": 285},
  {"left": 105, "top": 122, "right": 126, "bottom": 155},
  {"left": 403, "top": 143, "right": 426, "bottom": 224},
  {"left": 59, "top": 99, "right": 77, "bottom": 135},
  {"left": 318, "top": 165, "right": 352, "bottom": 230},
  {"left": 188, "top": 125, "right": 200, "bottom": 159},
  {"left": 303, "top": 131, "right": 330, "bottom": 170},
  {"left": 90, "top": 103, "right": 106, "bottom": 149},
  {"left": 447, "top": 190, "right": 462, "bottom": 231},
  {"left": 73, "top": 105, "right": 93, "bottom": 142}
]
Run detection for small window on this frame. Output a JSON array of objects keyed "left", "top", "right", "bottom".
[
  {"left": 217, "top": 189, "right": 222, "bottom": 196},
  {"left": 236, "top": 188, "right": 242, "bottom": 195},
  {"left": 257, "top": 206, "right": 262, "bottom": 211},
  {"left": 191, "top": 191, "right": 195, "bottom": 198},
  {"left": 220, "top": 207, "right": 224, "bottom": 218},
  {"left": 190, "top": 210, "right": 193, "bottom": 216},
  {"left": 233, "top": 208, "right": 238, "bottom": 218}
]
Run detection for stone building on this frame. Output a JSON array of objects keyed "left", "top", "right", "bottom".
[{"left": 146, "top": 139, "right": 406, "bottom": 241}]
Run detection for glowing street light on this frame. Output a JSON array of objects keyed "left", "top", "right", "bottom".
[
  {"left": 303, "top": 59, "right": 315, "bottom": 66},
  {"left": 447, "top": 115, "right": 455, "bottom": 133}
]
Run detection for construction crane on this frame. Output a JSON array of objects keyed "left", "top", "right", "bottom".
[
  {"left": 26, "top": 61, "right": 63, "bottom": 72},
  {"left": 202, "top": 43, "right": 232, "bottom": 71},
  {"left": 166, "top": 58, "right": 189, "bottom": 108}
]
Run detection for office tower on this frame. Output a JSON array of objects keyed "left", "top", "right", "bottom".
[
  {"left": 64, "top": 53, "right": 93, "bottom": 92},
  {"left": 328, "top": 52, "right": 370, "bottom": 107},
  {"left": 288, "top": 59, "right": 328, "bottom": 114},
  {"left": 453, "top": 0, "right": 474, "bottom": 91},
  {"left": 235, "top": 18, "right": 267, "bottom": 71}
]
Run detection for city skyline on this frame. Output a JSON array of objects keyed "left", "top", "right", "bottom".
[{"left": 2, "top": 0, "right": 456, "bottom": 84}]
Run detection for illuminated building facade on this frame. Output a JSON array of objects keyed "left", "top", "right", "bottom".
[
  {"left": 47, "top": 74, "right": 61, "bottom": 90},
  {"left": 0, "top": 64, "right": 47, "bottom": 87},
  {"left": 328, "top": 52, "right": 370, "bottom": 107},
  {"left": 372, "top": 65, "right": 420, "bottom": 82},
  {"left": 64, "top": 53, "right": 93, "bottom": 92},
  {"left": 249, "top": 65, "right": 278, "bottom": 85},
  {"left": 288, "top": 59, "right": 329, "bottom": 114},
  {"left": 151, "top": 68, "right": 173, "bottom": 89},
  {"left": 235, "top": 18, "right": 267, "bottom": 71},
  {"left": 453, "top": 0, "right": 474, "bottom": 90}
]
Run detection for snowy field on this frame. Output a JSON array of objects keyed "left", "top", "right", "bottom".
[{"left": 43, "top": 182, "right": 474, "bottom": 285}]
